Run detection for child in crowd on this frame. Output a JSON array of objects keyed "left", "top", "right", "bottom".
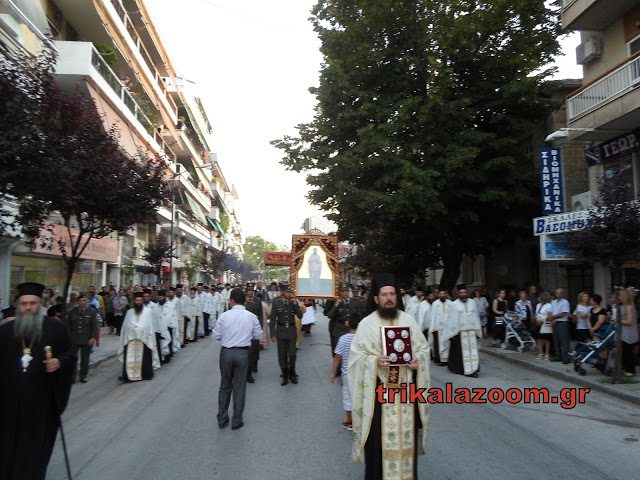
[{"left": 330, "top": 311, "right": 361, "bottom": 431}]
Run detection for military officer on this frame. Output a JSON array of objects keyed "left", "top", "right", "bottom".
[
  {"left": 270, "top": 282, "right": 304, "bottom": 385},
  {"left": 244, "top": 282, "right": 263, "bottom": 383},
  {"left": 328, "top": 282, "right": 363, "bottom": 376},
  {"left": 65, "top": 293, "right": 99, "bottom": 383}
]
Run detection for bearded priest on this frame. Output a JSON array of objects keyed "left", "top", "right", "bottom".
[
  {"left": 348, "top": 273, "right": 430, "bottom": 479},
  {"left": 0, "top": 282, "right": 76, "bottom": 479},
  {"left": 118, "top": 292, "right": 160, "bottom": 382}
]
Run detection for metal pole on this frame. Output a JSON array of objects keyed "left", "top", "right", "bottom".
[{"left": 169, "top": 187, "right": 175, "bottom": 286}]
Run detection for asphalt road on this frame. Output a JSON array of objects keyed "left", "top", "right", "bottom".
[{"left": 48, "top": 307, "right": 640, "bottom": 480}]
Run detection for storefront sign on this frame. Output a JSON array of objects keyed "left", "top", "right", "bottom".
[
  {"left": 539, "top": 148, "right": 565, "bottom": 214},
  {"left": 533, "top": 211, "right": 589, "bottom": 236},
  {"left": 539, "top": 235, "right": 575, "bottom": 261},
  {"left": 31, "top": 224, "right": 118, "bottom": 263},
  {"left": 584, "top": 129, "right": 640, "bottom": 166}
]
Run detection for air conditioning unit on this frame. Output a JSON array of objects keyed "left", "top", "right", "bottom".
[
  {"left": 576, "top": 35, "right": 601, "bottom": 65},
  {"left": 571, "top": 192, "right": 592, "bottom": 211}
]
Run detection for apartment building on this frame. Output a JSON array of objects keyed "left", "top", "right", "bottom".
[
  {"left": 0, "top": 0, "right": 243, "bottom": 295},
  {"left": 552, "top": 0, "right": 640, "bottom": 293}
]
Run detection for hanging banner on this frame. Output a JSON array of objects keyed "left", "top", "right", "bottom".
[
  {"left": 264, "top": 251, "right": 291, "bottom": 266},
  {"left": 539, "top": 148, "right": 565, "bottom": 215}
]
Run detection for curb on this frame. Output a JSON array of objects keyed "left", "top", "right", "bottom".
[
  {"left": 480, "top": 346, "right": 640, "bottom": 406},
  {"left": 88, "top": 350, "right": 119, "bottom": 370}
]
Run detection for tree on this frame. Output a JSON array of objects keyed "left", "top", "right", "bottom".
[
  {"left": 272, "top": 0, "right": 561, "bottom": 291},
  {"left": 565, "top": 178, "right": 640, "bottom": 385},
  {"left": 142, "top": 234, "right": 176, "bottom": 285},
  {"left": 243, "top": 235, "right": 280, "bottom": 268},
  {"left": 1, "top": 46, "right": 170, "bottom": 309},
  {"left": 566, "top": 179, "right": 640, "bottom": 286}
]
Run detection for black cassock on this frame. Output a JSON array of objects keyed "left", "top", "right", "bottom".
[{"left": 0, "top": 317, "right": 76, "bottom": 480}]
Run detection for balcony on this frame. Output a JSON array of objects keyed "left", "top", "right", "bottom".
[
  {"left": 561, "top": 0, "right": 639, "bottom": 31},
  {"left": 566, "top": 53, "right": 640, "bottom": 137}
]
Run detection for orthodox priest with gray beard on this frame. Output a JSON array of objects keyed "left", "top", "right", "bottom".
[
  {"left": 348, "top": 273, "right": 430, "bottom": 480},
  {"left": 118, "top": 292, "right": 160, "bottom": 382},
  {"left": 0, "top": 282, "right": 76, "bottom": 479}
]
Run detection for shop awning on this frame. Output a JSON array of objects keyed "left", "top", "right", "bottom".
[
  {"left": 206, "top": 216, "right": 226, "bottom": 238},
  {"left": 186, "top": 195, "right": 207, "bottom": 225}
]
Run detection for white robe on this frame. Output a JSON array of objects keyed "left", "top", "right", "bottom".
[
  {"left": 145, "top": 302, "right": 171, "bottom": 357},
  {"left": 404, "top": 296, "right": 423, "bottom": 323},
  {"left": 443, "top": 299, "right": 482, "bottom": 375},
  {"left": 418, "top": 300, "right": 432, "bottom": 333},
  {"left": 429, "top": 299, "right": 454, "bottom": 362},
  {"left": 184, "top": 296, "right": 203, "bottom": 339},
  {"left": 157, "top": 300, "right": 181, "bottom": 353},
  {"left": 118, "top": 308, "right": 161, "bottom": 380}
]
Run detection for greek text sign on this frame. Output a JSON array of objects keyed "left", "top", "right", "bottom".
[
  {"left": 533, "top": 211, "right": 588, "bottom": 236},
  {"left": 539, "top": 148, "right": 564, "bottom": 214}
]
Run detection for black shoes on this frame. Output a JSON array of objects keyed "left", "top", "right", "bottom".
[
  {"left": 80, "top": 378, "right": 88, "bottom": 383},
  {"left": 231, "top": 422, "right": 244, "bottom": 430},
  {"left": 219, "top": 421, "right": 229, "bottom": 429},
  {"left": 246, "top": 376, "right": 255, "bottom": 384}
]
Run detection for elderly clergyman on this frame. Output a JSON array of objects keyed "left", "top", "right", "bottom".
[
  {"left": 0, "top": 282, "right": 76, "bottom": 479},
  {"left": 348, "top": 273, "right": 430, "bottom": 479}
]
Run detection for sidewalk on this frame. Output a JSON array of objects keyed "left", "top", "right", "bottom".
[
  {"left": 479, "top": 339, "right": 640, "bottom": 406},
  {"left": 88, "top": 326, "right": 122, "bottom": 368}
]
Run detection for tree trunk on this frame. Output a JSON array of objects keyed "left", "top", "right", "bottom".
[
  {"left": 439, "top": 248, "right": 463, "bottom": 294},
  {"left": 60, "top": 258, "right": 77, "bottom": 322}
]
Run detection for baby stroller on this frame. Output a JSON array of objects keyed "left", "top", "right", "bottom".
[
  {"left": 501, "top": 312, "right": 537, "bottom": 352},
  {"left": 572, "top": 322, "right": 616, "bottom": 376}
]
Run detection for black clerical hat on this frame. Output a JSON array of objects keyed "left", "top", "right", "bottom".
[
  {"left": 158, "top": 289, "right": 166, "bottom": 296},
  {"left": 16, "top": 282, "right": 45, "bottom": 298},
  {"left": 133, "top": 292, "right": 144, "bottom": 298}
]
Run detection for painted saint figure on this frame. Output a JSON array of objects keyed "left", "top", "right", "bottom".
[{"left": 308, "top": 247, "right": 322, "bottom": 292}]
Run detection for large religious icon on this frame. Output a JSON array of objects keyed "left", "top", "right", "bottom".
[{"left": 290, "top": 229, "right": 339, "bottom": 299}]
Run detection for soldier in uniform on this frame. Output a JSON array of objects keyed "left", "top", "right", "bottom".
[
  {"left": 244, "top": 282, "right": 263, "bottom": 383},
  {"left": 328, "top": 282, "right": 363, "bottom": 377},
  {"left": 270, "top": 282, "right": 304, "bottom": 385},
  {"left": 66, "top": 293, "right": 98, "bottom": 383}
]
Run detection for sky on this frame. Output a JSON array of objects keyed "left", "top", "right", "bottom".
[{"left": 148, "top": 1, "right": 583, "bottom": 247}]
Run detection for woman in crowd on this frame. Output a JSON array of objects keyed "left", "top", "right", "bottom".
[
  {"left": 588, "top": 294, "right": 608, "bottom": 341},
  {"left": 492, "top": 289, "right": 508, "bottom": 346},
  {"left": 535, "top": 293, "right": 553, "bottom": 360},
  {"left": 473, "top": 289, "right": 489, "bottom": 338},
  {"left": 619, "top": 288, "right": 639, "bottom": 377},
  {"left": 514, "top": 290, "right": 533, "bottom": 330},
  {"left": 573, "top": 291, "right": 592, "bottom": 344}
]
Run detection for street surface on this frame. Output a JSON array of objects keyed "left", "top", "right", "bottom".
[{"left": 48, "top": 307, "right": 640, "bottom": 480}]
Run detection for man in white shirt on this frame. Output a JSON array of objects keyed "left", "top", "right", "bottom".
[
  {"left": 212, "top": 288, "right": 263, "bottom": 430},
  {"left": 550, "top": 288, "right": 571, "bottom": 364}
]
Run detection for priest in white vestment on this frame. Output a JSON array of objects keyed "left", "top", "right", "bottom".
[
  {"left": 428, "top": 290, "right": 454, "bottom": 365},
  {"left": 185, "top": 287, "right": 203, "bottom": 342},
  {"left": 404, "top": 285, "right": 424, "bottom": 323},
  {"left": 157, "top": 289, "right": 181, "bottom": 359},
  {"left": 349, "top": 273, "right": 430, "bottom": 480},
  {"left": 118, "top": 293, "right": 160, "bottom": 382},
  {"left": 443, "top": 287, "right": 481, "bottom": 377}
]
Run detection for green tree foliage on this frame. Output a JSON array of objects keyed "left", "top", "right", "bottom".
[
  {"left": 566, "top": 179, "right": 640, "bottom": 285},
  {"left": 272, "top": 0, "right": 561, "bottom": 290},
  {"left": 243, "top": 235, "right": 280, "bottom": 267},
  {"left": 142, "top": 234, "right": 176, "bottom": 283}
]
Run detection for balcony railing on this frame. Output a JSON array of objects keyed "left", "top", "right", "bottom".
[
  {"left": 90, "top": 46, "right": 155, "bottom": 133},
  {"left": 567, "top": 54, "right": 640, "bottom": 122},
  {"left": 109, "top": 0, "right": 178, "bottom": 117}
]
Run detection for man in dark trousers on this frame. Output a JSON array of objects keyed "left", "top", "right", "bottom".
[
  {"left": 270, "top": 282, "right": 303, "bottom": 385},
  {"left": 66, "top": 293, "right": 98, "bottom": 383},
  {"left": 0, "top": 282, "right": 76, "bottom": 479},
  {"left": 328, "top": 282, "right": 363, "bottom": 376},
  {"left": 244, "top": 282, "right": 263, "bottom": 383},
  {"left": 212, "top": 288, "right": 263, "bottom": 430}
]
